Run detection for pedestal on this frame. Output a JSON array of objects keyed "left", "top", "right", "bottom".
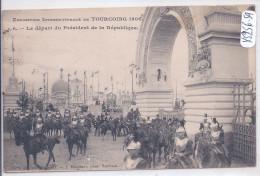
[{"left": 135, "top": 89, "right": 173, "bottom": 118}]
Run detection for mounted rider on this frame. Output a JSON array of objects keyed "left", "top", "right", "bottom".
[
  {"left": 64, "top": 109, "right": 71, "bottom": 119},
  {"left": 200, "top": 114, "right": 211, "bottom": 133},
  {"left": 79, "top": 115, "right": 86, "bottom": 127},
  {"left": 68, "top": 115, "right": 81, "bottom": 134},
  {"left": 35, "top": 109, "right": 42, "bottom": 118},
  {"left": 34, "top": 116, "right": 47, "bottom": 153},
  {"left": 45, "top": 110, "right": 53, "bottom": 120},
  {"left": 54, "top": 111, "right": 62, "bottom": 121},
  {"left": 24, "top": 109, "right": 31, "bottom": 119},
  {"left": 124, "top": 140, "right": 148, "bottom": 169},
  {"left": 170, "top": 126, "right": 194, "bottom": 168},
  {"left": 209, "top": 118, "right": 228, "bottom": 167}
]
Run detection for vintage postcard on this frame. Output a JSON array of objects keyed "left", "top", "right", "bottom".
[{"left": 1, "top": 5, "right": 256, "bottom": 172}]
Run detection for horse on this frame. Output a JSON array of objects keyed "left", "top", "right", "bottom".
[
  {"left": 84, "top": 117, "right": 92, "bottom": 132},
  {"left": 78, "top": 125, "right": 89, "bottom": 155},
  {"left": 64, "top": 126, "right": 83, "bottom": 160},
  {"left": 6, "top": 114, "right": 18, "bottom": 139},
  {"left": 53, "top": 118, "right": 62, "bottom": 138},
  {"left": 62, "top": 117, "right": 71, "bottom": 137},
  {"left": 109, "top": 118, "right": 119, "bottom": 141},
  {"left": 45, "top": 118, "right": 54, "bottom": 137},
  {"left": 92, "top": 118, "right": 101, "bottom": 137},
  {"left": 138, "top": 125, "right": 160, "bottom": 168},
  {"left": 13, "top": 126, "right": 60, "bottom": 170},
  {"left": 117, "top": 118, "right": 129, "bottom": 137},
  {"left": 158, "top": 128, "right": 175, "bottom": 164},
  {"left": 194, "top": 136, "right": 229, "bottom": 168},
  {"left": 100, "top": 120, "right": 110, "bottom": 138}
]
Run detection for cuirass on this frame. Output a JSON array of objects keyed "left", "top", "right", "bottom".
[
  {"left": 125, "top": 157, "right": 143, "bottom": 169},
  {"left": 175, "top": 138, "right": 188, "bottom": 152},
  {"left": 211, "top": 131, "right": 221, "bottom": 141}
]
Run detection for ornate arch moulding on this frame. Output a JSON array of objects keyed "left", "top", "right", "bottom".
[{"left": 135, "top": 6, "right": 214, "bottom": 89}]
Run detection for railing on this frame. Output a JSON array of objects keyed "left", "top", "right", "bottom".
[{"left": 232, "top": 83, "right": 256, "bottom": 163}]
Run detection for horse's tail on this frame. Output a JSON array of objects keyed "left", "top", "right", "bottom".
[{"left": 54, "top": 138, "right": 60, "bottom": 144}]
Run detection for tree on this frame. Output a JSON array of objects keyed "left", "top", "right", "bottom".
[
  {"left": 36, "top": 100, "right": 43, "bottom": 112},
  {"left": 46, "top": 103, "right": 55, "bottom": 111},
  {"left": 17, "top": 92, "right": 29, "bottom": 111}
]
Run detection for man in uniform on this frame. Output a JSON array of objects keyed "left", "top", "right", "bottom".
[
  {"left": 209, "top": 118, "right": 228, "bottom": 167},
  {"left": 69, "top": 115, "right": 80, "bottom": 132},
  {"left": 170, "top": 126, "right": 194, "bottom": 168},
  {"left": 46, "top": 110, "right": 53, "bottom": 120},
  {"left": 124, "top": 140, "right": 148, "bottom": 169},
  {"left": 34, "top": 116, "right": 47, "bottom": 153},
  {"left": 127, "top": 109, "right": 134, "bottom": 121},
  {"left": 35, "top": 109, "right": 42, "bottom": 118}
]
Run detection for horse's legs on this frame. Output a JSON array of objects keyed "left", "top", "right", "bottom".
[
  {"left": 148, "top": 152, "right": 152, "bottom": 168},
  {"left": 164, "top": 146, "right": 168, "bottom": 163},
  {"left": 9, "top": 130, "right": 12, "bottom": 140},
  {"left": 26, "top": 153, "right": 30, "bottom": 170},
  {"left": 153, "top": 150, "right": 156, "bottom": 168},
  {"left": 158, "top": 146, "right": 162, "bottom": 163},
  {"left": 76, "top": 143, "right": 79, "bottom": 156},
  {"left": 33, "top": 154, "right": 43, "bottom": 169},
  {"left": 84, "top": 139, "right": 87, "bottom": 155},
  {"left": 68, "top": 143, "right": 74, "bottom": 160},
  {"left": 45, "top": 152, "right": 52, "bottom": 168}
]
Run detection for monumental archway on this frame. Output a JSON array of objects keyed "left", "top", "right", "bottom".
[{"left": 135, "top": 6, "right": 252, "bottom": 135}]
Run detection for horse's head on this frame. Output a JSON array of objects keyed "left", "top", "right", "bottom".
[{"left": 13, "top": 128, "right": 29, "bottom": 146}]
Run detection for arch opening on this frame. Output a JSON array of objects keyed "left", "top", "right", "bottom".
[{"left": 147, "top": 14, "right": 182, "bottom": 88}]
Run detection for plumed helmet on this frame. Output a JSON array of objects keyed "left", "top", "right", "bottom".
[
  {"left": 80, "top": 115, "right": 84, "bottom": 119},
  {"left": 37, "top": 117, "right": 43, "bottom": 123},
  {"left": 176, "top": 126, "right": 186, "bottom": 133},
  {"left": 25, "top": 109, "right": 29, "bottom": 113},
  {"left": 20, "top": 112, "right": 24, "bottom": 116},
  {"left": 36, "top": 109, "right": 39, "bottom": 113},
  {"left": 73, "top": 116, "right": 78, "bottom": 120},
  {"left": 210, "top": 119, "right": 219, "bottom": 129},
  {"left": 127, "top": 141, "right": 141, "bottom": 150}
]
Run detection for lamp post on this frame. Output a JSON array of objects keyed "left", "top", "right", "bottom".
[
  {"left": 68, "top": 73, "right": 70, "bottom": 108},
  {"left": 129, "top": 62, "right": 137, "bottom": 100},
  {"left": 84, "top": 70, "right": 86, "bottom": 105}
]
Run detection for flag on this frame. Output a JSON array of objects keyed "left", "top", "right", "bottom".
[
  {"left": 95, "top": 71, "right": 99, "bottom": 74},
  {"left": 111, "top": 76, "right": 113, "bottom": 81},
  {"left": 91, "top": 72, "right": 94, "bottom": 77},
  {"left": 104, "top": 87, "right": 108, "bottom": 91},
  {"left": 74, "top": 71, "right": 77, "bottom": 75},
  {"left": 12, "top": 37, "right": 15, "bottom": 52}
]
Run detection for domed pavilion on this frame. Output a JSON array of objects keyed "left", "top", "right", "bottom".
[{"left": 51, "top": 68, "right": 70, "bottom": 107}]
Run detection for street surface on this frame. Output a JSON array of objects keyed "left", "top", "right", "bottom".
[{"left": 3, "top": 130, "right": 250, "bottom": 172}]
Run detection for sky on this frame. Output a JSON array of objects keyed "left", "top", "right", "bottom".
[
  {"left": 2, "top": 8, "right": 145, "bottom": 94},
  {"left": 2, "top": 6, "right": 256, "bottom": 99}
]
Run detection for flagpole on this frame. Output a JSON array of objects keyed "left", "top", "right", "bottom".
[
  {"left": 97, "top": 72, "right": 99, "bottom": 101},
  {"left": 12, "top": 36, "right": 15, "bottom": 76},
  {"left": 84, "top": 70, "right": 86, "bottom": 105},
  {"left": 91, "top": 73, "right": 94, "bottom": 103}
]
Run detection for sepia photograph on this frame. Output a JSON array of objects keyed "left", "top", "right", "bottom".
[{"left": 1, "top": 4, "right": 256, "bottom": 173}]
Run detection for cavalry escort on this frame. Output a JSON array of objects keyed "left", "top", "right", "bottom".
[
  {"left": 34, "top": 116, "right": 47, "bottom": 153},
  {"left": 167, "top": 126, "right": 195, "bottom": 169}
]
